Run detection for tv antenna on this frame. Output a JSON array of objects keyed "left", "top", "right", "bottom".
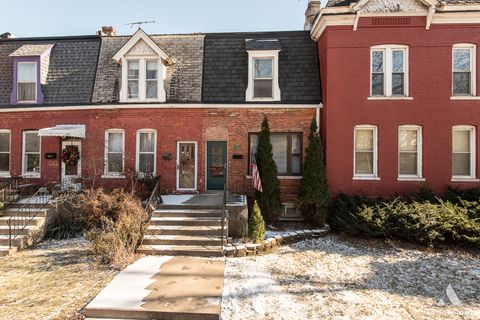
[{"left": 126, "top": 21, "right": 156, "bottom": 29}]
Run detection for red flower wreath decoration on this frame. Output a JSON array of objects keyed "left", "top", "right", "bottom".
[{"left": 62, "top": 146, "right": 80, "bottom": 166}]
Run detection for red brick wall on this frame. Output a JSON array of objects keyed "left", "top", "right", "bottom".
[
  {"left": 318, "top": 18, "right": 480, "bottom": 197},
  {"left": 0, "top": 107, "right": 315, "bottom": 201}
]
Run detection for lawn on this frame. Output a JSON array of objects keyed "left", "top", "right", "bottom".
[
  {"left": 222, "top": 235, "right": 480, "bottom": 320},
  {"left": 0, "top": 238, "right": 119, "bottom": 320}
]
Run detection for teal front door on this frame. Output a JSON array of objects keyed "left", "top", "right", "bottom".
[{"left": 206, "top": 141, "right": 227, "bottom": 190}]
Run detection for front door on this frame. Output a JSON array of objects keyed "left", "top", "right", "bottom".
[
  {"left": 206, "top": 141, "right": 227, "bottom": 190},
  {"left": 177, "top": 142, "right": 197, "bottom": 191},
  {"left": 61, "top": 140, "right": 81, "bottom": 189}
]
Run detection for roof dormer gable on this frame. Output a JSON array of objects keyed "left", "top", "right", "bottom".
[{"left": 352, "top": 0, "right": 439, "bottom": 14}]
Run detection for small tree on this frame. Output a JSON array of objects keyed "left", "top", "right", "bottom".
[
  {"left": 297, "top": 118, "right": 329, "bottom": 226},
  {"left": 249, "top": 201, "right": 266, "bottom": 243},
  {"left": 256, "top": 116, "right": 283, "bottom": 220}
]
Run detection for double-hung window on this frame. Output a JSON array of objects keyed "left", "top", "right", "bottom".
[
  {"left": 452, "top": 44, "right": 476, "bottom": 96},
  {"left": 22, "top": 130, "right": 40, "bottom": 176},
  {"left": 127, "top": 60, "right": 140, "bottom": 99},
  {"left": 246, "top": 50, "right": 281, "bottom": 101},
  {"left": 249, "top": 132, "right": 302, "bottom": 176},
  {"left": 136, "top": 129, "right": 157, "bottom": 176},
  {"left": 105, "top": 129, "right": 125, "bottom": 176},
  {"left": 0, "top": 130, "right": 11, "bottom": 176},
  {"left": 123, "top": 58, "right": 163, "bottom": 102},
  {"left": 146, "top": 61, "right": 158, "bottom": 99},
  {"left": 253, "top": 58, "right": 274, "bottom": 98},
  {"left": 398, "top": 126, "right": 422, "bottom": 179},
  {"left": 354, "top": 125, "right": 378, "bottom": 179},
  {"left": 17, "top": 62, "right": 37, "bottom": 102},
  {"left": 452, "top": 126, "right": 476, "bottom": 180},
  {"left": 371, "top": 45, "right": 408, "bottom": 97}
]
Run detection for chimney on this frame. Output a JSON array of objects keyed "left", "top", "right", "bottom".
[
  {"left": 0, "top": 32, "right": 16, "bottom": 39},
  {"left": 304, "top": 0, "right": 321, "bottom": 30},
  {"left": 97, "top": 26, "right": 117, "bottom": 37}
]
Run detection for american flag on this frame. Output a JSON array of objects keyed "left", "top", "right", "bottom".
[{"left": 251, "top": 153, "right": 263, "bottom": 192}]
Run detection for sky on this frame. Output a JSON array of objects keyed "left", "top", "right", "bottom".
[{"left": 0, "top": 0, "right": 326, "bottom": 38}]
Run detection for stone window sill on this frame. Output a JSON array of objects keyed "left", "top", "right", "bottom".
[
  {"left": 245, "top": 175, "right": 302, "bottom": 180},
  {"left": 367, "top": 96, "right": 413, "bottom": 101},
  {"left": 21, "top": 174, "right": 40, "bottom": 179},
  {"left": 451, "top": 177, "right": 480, "bottom": 182},
  {"left": 450, "top": 96, "right": 480, "bottom": 100},
  {"left": 397, "top": 177, "right": 425, "bottom": 182},
  {"left": 352, "top": 176, "right": 380, "bottom": 181},
  {"left": 101, "top": 175, "right": 126, "bottom": 179}
]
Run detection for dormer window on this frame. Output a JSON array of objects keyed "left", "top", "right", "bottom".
[
  {"left": 17, "top": 62, "right": 37, "bottom": 102},
  {"left": 253, "top": 58, "right": 274, "bottom": 98},
  {"left": 113, "top": 29, "right": 171, "bottom": 103}
]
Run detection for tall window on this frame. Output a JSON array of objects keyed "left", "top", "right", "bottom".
[
  {"left": 371, "top": 46, "right": 408, "bottom": 97},
  {"left": 354, "top": 125, "right": 378, "bottom": 178},
  {"left": 452, "top": 44, "right": 476, "bottom": 96},
  {"left": 452, "top": 126, "right": 476, "bottom": 179},
  {"left": 127, "top": 60, "right": 140, "bottom": 99},
  {"left": 146, "top": 61, "right": 158, "bottom": 99},
  {"left": 0, "top": 130, "right": 11, "bottom": 176},
  {"left": 253, "top": 58, "right": 274, "bottom": 98},
  {"left": 398, "top": 126, "right": 422, "bottom": 179},
  {"left": 17, "top": 62, "right": 37, "bottom": 102},
  {"left": 105, "top": 129, "right": 124, "bottom": 176},
  {"left": 136, "top": 129, "right": 157, "bottom": 175},
  {"left": 22, "top": 130, "right": 40, "bottom": 176},
  {"left": 246, "top": 50, "right": 281, "bottom": 101},
  {"left": 249, "top": 132, "right": 302, "bottom": 176}
]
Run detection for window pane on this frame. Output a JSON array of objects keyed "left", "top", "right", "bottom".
[
  {"left": 128, "top": 60, "right": 139, "bottom": 79},
  {"left": 139, "top": 154, "right": 155, "bottom": 173},
  {"left": 371, "top": 51, "right": 384, "bottom": 73},
  {"left": 254, "top": 79, "right": 273, "bottom": 98},
  {"left": 26, "top": 154, "right": 40, "bottom": 173},
  {"left": 392, "top": 50, "right": 404, "bottom": 72},
  {"left": 128, "top": 80, "right": 139, "bottom": 98},
  {"left": 25, "top": 132, "right": 39, "bottom": 152},
  {"left": 18, "top": 83, "right": 36, "bottom": 101},
  {"left": 453, "top": 130, "right": 470, "bottom": 153},
  {"left": 399, "top": 153, "right": 417, "bottom": 175},
  {"left": 399, "top": 130, "right": 417, "bottom": 152},
  {"left": 0, "top": 132, "right": 9, "bottom": 152},
  {"left": 254, "top": 58, "right": 273, "bottom": 79},
  {"left": 146, "top": 61, "right": 157, "bottom": 80},
  {"left": 0, "top": 153, "right": 9, "bottom": 172},
  {"left": 292, "top": 134, "right": 301, "bottom": 154},
  {"left": 108, "top": 132, "right": 123, "bottom": 153},
  {"left": 453, "top": 49, "right": 471, "bottom": 72},
  {"left": 371, "top": 74, "right": 384, "bottom": 96},
  {"left": 453, "top": 73, "right": 471, "bottom": 95},
  {"left": 18, "top": 63, "right": 36, "bottom": 82},
  {"left": 271, "top": 135, "right": 288, "bottom": 174},
  {"left": 392, "top": 73, "right": 404, "bottom": 95},
  {"left": 140, "top": 132, "right": 155, "bottom": 152},
  {"left": 453, "top": 153, "right": 471, "bottom": 176},
  {"left": 355, "top": 152, "right": 374, "bottom": 174},
  {"left": 355, "top": 130, "right": 373, "bottom": 151},
  {"left": 250, "top": 134, "right": 259, "bottom": 157},
  {"left": 108, "top": 153, "right": 123, "bottom": 173},
  {"left": 146, "top": 81, "right": 158, "bottom": 99},
  {"left": 292, "top": 155, "right": 301, "bottom": 174}
]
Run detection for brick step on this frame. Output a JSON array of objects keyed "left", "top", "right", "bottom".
[
  {"left": 137, "top": 244, "right": 223, "bottom": 257},
  {"left": 0, "top": 225, "right": 36, "bottom": 236},
  {"left": 149, "top": 216, "right": 222, "bottom": 226},
  {"left": 142, "top": 234, "right": 225, "bottom": 246},
  {"left": 0, "top": 246, "right": 17, "bottom": 256},
  {"left": 0, "top": 235, "right": 26, "bottom": 247},
  {"left": 146, "top": 225, "right": 223, "bottom": 236},
  {"left": 0, "top": 216, "right": 43, "bottom": 226},
  {"left": 153, "top": 209, "right": 223, "bottom": 218}
]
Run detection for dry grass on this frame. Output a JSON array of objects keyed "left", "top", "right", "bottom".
[{"left": 0, "top": 238, "right": 119, "bottom": 320}]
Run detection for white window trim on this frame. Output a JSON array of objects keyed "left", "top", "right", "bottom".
[
  {"left": 0, "top": 129, "right": 11, "bottom": 177},
  {"left": 22, "top": 130, "right": 41, "bottom": 178},
  {"left": 103, "top": 129, "right": 125, "bottom": 178},
  {"left": 17, "top": 61, "right": 38, "bottom": 103},
  {"left": 398, "top": 125, "right": 423, "bottom": 180},
  {"left": 353, "top": 125, "right": 379, "bottom": 180},
  {"left": 135, "top": 129, "right": 157, "bottom": 177},
  {"left": 452, "top": 44, "right": 477, "bottom": 97},
  {"left": 120, "top": 57, "right": 166, "bottom": 103},
  {"left": 452, "top": 125, "right": 476, "bottom": 180},
  {"left": 246, "top": 50, "right": 281, "bottom": 102},
  {"left": 370, "top": 45, "right": 410, "bottom": 98}
]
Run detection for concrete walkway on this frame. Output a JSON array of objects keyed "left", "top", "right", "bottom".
[{"left": 85, "top": 256, "right": 225, "bottom": 320}]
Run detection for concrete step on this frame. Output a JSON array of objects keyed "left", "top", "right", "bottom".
[
  {"left": 143, "top": 234, "right": 225, "bottom": 246},
  {"left": 0, "top": 225, "right": 36, "bottom": 236},
  {"left": 0, "top": 216, "right": 43, "bottom": 226},
  {"left": 157, "top": 204, "right": 222, "bottom": 210},
  {"left": 0, "top": 235, "right": 26, "bottom": 247},
  {"left": 149, "top": 216, "right": 222, "bottom": 226},
  {"left": 137, "top": 244, "right": 224, "bottom": 257},
  {"left": 146, "top": 225, "right": 223, "bottom": 236},
  {"left": 2, "top": 208, "right": 48, "bottom": 218},
  {"left": 153, "top": 209, "right": 223, "bottom": 218},
  {"left": 0, "top": 246, "right": 17, "bottom": 256}
]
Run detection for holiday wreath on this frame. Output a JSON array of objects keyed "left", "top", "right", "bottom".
[{"left": 62, "top": 145, "right": 80, "bottom": 166}]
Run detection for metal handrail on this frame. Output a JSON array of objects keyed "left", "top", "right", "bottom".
[
  {"left": 7, "top": 182, "right": 50, "bottom": 248},
  {"left": 221, "top": 179, "right": 229, "bottom": 249},
  {"left": 144, "top": 180, "right": 161, "bottom": 220}
]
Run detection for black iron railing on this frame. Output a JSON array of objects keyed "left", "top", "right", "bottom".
[
  {"left": 144, "top": 180, "right": 161, "bottom": 220},
  {"left": 221, "top": 179, "right": 229, "bottom": 249},
  {"left": 8, "top": 183, "right": 50, "bottom": 248}
]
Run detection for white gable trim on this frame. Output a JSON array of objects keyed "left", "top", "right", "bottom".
[
  {"left": 112, "top": 28, "right": 172, "bottom": 65},
  {"left": 352, "top": 0, "right": 438, "bottom": 11}
]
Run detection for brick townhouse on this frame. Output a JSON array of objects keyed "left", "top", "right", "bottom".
[{"left": 0, "top": 27, "right": 321, "bottom": 218}]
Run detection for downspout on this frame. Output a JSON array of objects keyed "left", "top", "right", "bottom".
[{"left": 316, "top": 103, "right": 323, "bottom": 132}]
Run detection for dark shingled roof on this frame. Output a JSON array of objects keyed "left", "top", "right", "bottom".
[
  {"left": 245, "top": 38, "right": 282, "bottom": 51},
  {"left": 202, "top": 31, "right": 322, "bottom": 104},
  {"left": 0, "top": 37, "right": 101, "bottom": 106},
  {"left": 326, "top": 0, "right": 480, "bottom": 7}
]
